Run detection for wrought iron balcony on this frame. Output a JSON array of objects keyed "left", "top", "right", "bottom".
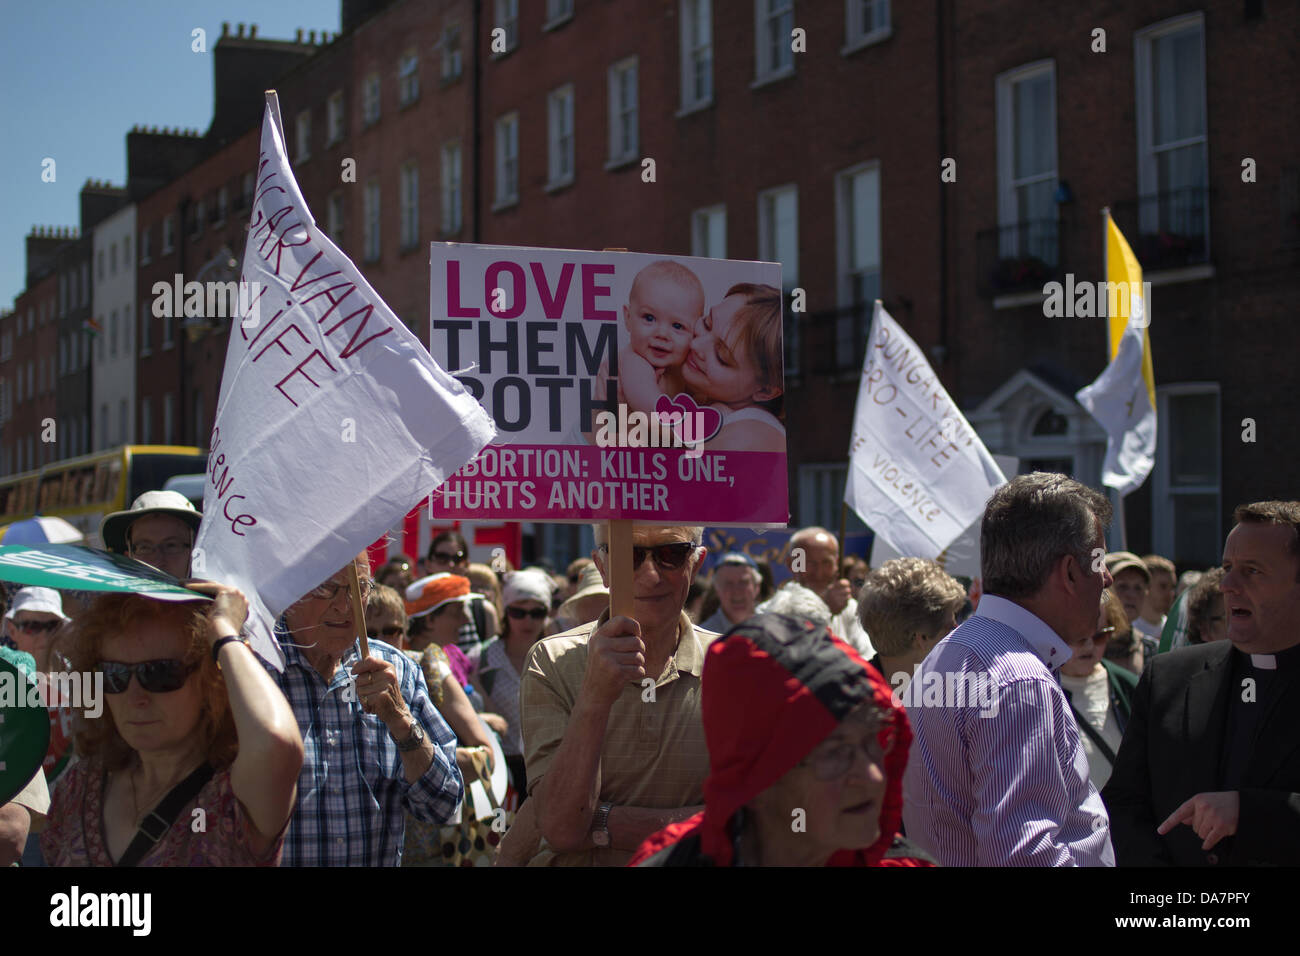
[
  {"left": 1110, "top": 187, "right": 1211, "bottom": 272},
  {"left": 976, "top": 218, "right": 1063, "bottom": 298}
]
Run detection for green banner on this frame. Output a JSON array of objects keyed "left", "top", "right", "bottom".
[
  {"left": 0, "top": 545, "right": 210, "bottom": 601},
  {"left": 0, "top": 656, "right": 51, "bottom": 804},
  {"left": 1158, "top": 589, "right": 1189, "bottom": 654}
]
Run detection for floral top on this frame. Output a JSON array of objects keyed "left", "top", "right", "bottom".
[{"left": 40, "top": 757, "right": 284, "bottom": 867}]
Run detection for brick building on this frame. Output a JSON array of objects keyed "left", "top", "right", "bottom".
[
  {"left": 947, "top": 1, "right": 1299, "bottom": 568},
  {"left": 2, "top": 239, "right": 62, "bottom": 473},
  {"left": 4, "top": 0, "right": 1296, "bottom": 573}
]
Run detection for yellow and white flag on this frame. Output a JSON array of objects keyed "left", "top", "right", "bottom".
[{"left": 1075, "top": 214, "right": 1156, "bottom": 496}]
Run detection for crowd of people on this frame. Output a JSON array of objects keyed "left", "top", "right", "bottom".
[{"left": 2, "top": 477, "right": 1297, "bottom": 867}]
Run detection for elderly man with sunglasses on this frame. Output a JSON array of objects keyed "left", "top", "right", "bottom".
[
  {"left": 264, "top": 554, "right": 463, "bottom": 866},
  {"left": 510, "top": 524, "right": 715, "bottom": 866}
]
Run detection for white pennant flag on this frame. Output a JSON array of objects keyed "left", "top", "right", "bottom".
[
  {"left": 192, "top": 92, "right": 496, "bottom": 669},
  {"left": 845, "top": 302, "right": 1007, "bottom": 558},
  {"left": 1075, "top": 308, "right": 1157, "bottom": 497}
]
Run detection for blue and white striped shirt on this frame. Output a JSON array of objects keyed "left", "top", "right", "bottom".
[
  {"left": 263, "top": 632, "right": 463, "bottom": 866},
  {"left": 902, "top": 594, "right": 1114, "bottom": 866}
]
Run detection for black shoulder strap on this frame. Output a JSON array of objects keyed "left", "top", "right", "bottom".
[
  {"left": 116, "top": 763, "right": 215, "bottom": 868},
  {"left": 1069, "top": 701, "right": 1118, "bottom": 766}
]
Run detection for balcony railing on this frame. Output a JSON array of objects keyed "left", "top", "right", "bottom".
[
  {"left": 1110, "top": 187, "right": 1211, "bottom": 272},
  {"left": 976, "top": 218, "right": 1063, "bottom": 298}
]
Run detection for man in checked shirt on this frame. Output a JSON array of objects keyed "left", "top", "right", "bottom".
[{"left": 265, "top": 553, "right": 463, "bottom": 866}]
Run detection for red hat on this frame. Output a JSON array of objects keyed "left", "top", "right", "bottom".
[{"left": 630, "top": 613, "right": 914, "bottom": 867}]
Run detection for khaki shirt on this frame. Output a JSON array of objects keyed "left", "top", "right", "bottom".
[{"left": 520, "top": 611, "right": 719, "bottom": 866}]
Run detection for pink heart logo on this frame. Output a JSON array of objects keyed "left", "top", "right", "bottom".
[{"left": 654, "top": 393, "right": 722, "bottom": 446}]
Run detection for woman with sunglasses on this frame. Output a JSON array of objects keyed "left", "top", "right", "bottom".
[
  {"left": 41, "top": 586, "right": 304, "bottom": 866},
  {"left": 1059, "top": 588, "right": 1139, "bottom": 791},
  {"left": 475, "top": 569, "right": 556, "bottom": 799}
]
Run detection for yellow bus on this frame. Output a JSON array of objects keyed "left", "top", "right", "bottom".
[{"left": 0, "top": 445, "right": 207, "bottom": 548}]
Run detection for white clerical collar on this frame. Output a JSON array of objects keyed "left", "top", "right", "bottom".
[{"left": 1251, "top": 654, "right": 1277, "bottom": 670}]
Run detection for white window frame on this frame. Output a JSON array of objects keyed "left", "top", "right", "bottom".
[
  {"left": 295, "top": 110, "right": 311, "bottom": 163},
  {"left": 679, "top": 0, "right": 713, "bottom": 112},
  {"left": 215, "top": 188, "right": 228, "bottom": 226},
  {"left": 758, "top": 184, "right": 799, "bottom": 289},
  {"left": 140, "top": 226, "right": 151, "bottom": 265},
  {"left": 607, "top": 58, "right": 639, "bottom": 167},
  {"left": 442, "top": 24, "right": 463, "bottom": 81},
  {"left": 495, "top": 0, "right": 519, "bottom": 54},
  {"left": 753, "top": 0, "right": 795, "bottom": 85},
  {"left": 843, "top": 0, "right": 891, "bottom": 54},
  {"left": 327, "top": 91, "right": 345, "bottom": 144},
  {"left": 441, "top": 143, "right": 463, "bottom": 234},
  {"left": 110, "top": 309, "right": 118, "bottom": 358},
  {"left": 995, "top": 60, "right": 1058, "bottom": 267},
  {"left": 139, "top": 302, "right": 152, "bottom": 356},
  {"left": 836, "top": 162, "right": 882, "bottom": 307},
  {"left": 544, "top": 0, "right": 574, "bottom": 30},
  {"left": 327, "top": 191, "right": 344, "bottom": 240},
  {"left": 364, "top": 180, "right": 382, "bottom": 262},
  {"left": 192, "top": 199, "right": 205, "bottom": 237},
  {"left": 547, "top": 84, "right": 576, "bottom": 190},
  {"left": 758, "top": 184, "right": 799, "bottom": 376},
  {"left": 400, "top": 162, "right": 420, "bottom": 250},
  {"left": 398, "top": 50, "right": 420, "bottom": 106},
  {"left": 162, "top": 215, "right": 175, "bottom": 254},
  {"left": 1152, "top": 382, "right": 1222, "bottom": 566},
  {"left": 362, "top": 72, "right": 381, "bottom": 126},
  {"left": 798, "top": 463, "right": 865, "bottom": 532},
  {"left": 1134, "top": 12, "right": 1210, "bottom": 258},
  {"left": 162, "top": 309, "right": 174, "bottom": 350},
  {"left": 691, "top": 205, "right": 726, "bottom": 259},
  {"left": 495, "top": 112, "right": 520, "bottom": 207}
]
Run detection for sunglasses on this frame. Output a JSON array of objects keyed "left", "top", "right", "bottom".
[
  {"left": 99, "top": 659, "right": 199, "bottom": 694},
  {"left": 14, "top": 619, "right": 61, "bottom": 634},
  {"left": 1071, "top": 625, "right": 1115, "bottom": 647},
  {"left": 507, "top": 606, "right": 548, "bottom": 621},
  {"left": 430, "top": 550, "right": 467, "bottom": 563},
  {"left": 366, "top": 625, "right": 406, "bottom": 640},
  {"left": 599, "top": 542, "right": 696, "bottom": 571}
]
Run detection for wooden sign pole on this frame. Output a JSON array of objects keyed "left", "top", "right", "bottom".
[
  {"left": 607, "top": 519, "right": 636, "bottom": 620},
  {"left": 600, "top": 248, "right": 637, "bottom": 623},
  {"left": 347, "top": 559, "right": 371, "bottom": 658}
]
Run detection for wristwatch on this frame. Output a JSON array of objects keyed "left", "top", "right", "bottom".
[
  {"left": 591, "top": 801, "right": 614, "bottom": 847},
  {"left": 393, "top": 721, "right": 426, "bottom": 752}
]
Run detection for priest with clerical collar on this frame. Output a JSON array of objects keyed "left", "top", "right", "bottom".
[{"left": 1103, "top": 501, "right": 1300, "bottom": 866}]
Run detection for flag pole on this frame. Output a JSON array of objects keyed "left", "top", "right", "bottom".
[
  {"left": 837, "top": 501, "right": 847, "bottom": 567},
  {"left": 1100, "top": 205, "right": 1126, "bottom": 552}
]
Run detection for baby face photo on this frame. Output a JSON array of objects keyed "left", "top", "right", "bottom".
[{"left": 614, "top": 256, "right": 786, "bottom": 453}]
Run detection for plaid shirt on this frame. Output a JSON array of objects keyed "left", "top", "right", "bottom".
[{"left": 264, "top": 630, "right": 463, "bottom": 866}]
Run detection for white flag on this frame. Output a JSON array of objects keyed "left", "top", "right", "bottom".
[
  {"left": 1075, "top": 308, "right": 1156, "bottom": 497},
  {"left": 193, "top": 92, "right": 496, "bottom": 669},
  {"left": 845, "top": 302, "right": 1007, "bottom": 558}
]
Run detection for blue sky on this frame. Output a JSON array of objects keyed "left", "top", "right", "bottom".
[{"left": 0, "top": 0, "right": 339, "bottom": 307}]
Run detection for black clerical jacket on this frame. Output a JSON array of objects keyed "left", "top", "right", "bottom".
[{"left": 1102, "top": 640, "right": 1300, "bottom": 866}]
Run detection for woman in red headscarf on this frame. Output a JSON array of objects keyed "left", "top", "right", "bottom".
[{"left": 630, "top": 613, "right": 934, "bottom": 867}]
